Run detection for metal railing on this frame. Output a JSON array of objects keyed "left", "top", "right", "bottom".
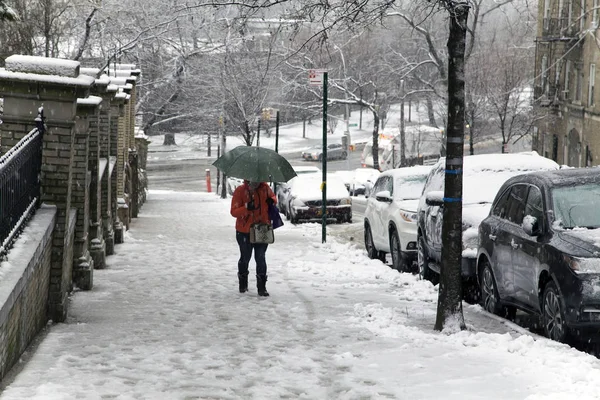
[
  {"left": 542, "top": 17, "right": 577, "bottom": 37},
  {"left": 0, "top": 127, "right": 43, "bottom": 258}
]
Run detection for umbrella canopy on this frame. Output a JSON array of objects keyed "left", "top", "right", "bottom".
[{"left": 213, "top": 146, "right": 297, "bottom": 183}]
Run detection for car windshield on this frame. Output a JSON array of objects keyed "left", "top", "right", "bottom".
[
  {"left": 395, "top": 175, "right": 427, "bottom": 200},
  {"left": 552, "top": 184, "right": 600, "bottom": 229}
]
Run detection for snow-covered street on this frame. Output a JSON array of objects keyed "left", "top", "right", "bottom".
[{"left": 3, "top": 183, "right": 600, "bottom": 398}]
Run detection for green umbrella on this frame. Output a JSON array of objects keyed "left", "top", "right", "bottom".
[{"left": 213, "top": 146, "right": 297, "bottom": 182}]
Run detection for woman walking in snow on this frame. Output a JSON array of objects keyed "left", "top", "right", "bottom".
[{"left": 230, "top": 180, "right": 277, "bottom": 296}]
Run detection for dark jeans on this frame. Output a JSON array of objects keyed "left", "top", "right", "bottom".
[{"left": 236, "top": 231, "right": 268, "bottom": 276}]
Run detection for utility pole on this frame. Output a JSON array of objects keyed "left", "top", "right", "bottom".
[
  {"left": 400, "top": 79, "right": 406, "bottom": 167},
  {"left": 275, "top": 110, "right": 280, "bottom": 153},
  {"left": 322, "top": 72, "right": 328, "bottom": 243}
]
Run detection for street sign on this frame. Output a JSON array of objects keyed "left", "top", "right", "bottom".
[
  {"left": 309, "top": 69, "right": 327, "bottom": 86},
  {"left": 261, "top": 107, "right": 278, "bottom": 121},
  {"left": 349, "top": 123, "right": 358, "bottom": 127}
]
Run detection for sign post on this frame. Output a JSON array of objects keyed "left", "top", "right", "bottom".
[{"left": 309, "top": 69, "right": 328, "bottom": 243}]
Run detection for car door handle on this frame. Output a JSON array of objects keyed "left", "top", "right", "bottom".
[{"left": 488, "top": 234, "right": 497, "bottom": 241}]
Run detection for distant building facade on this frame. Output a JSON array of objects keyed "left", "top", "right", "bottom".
[{"left": 534, "top": 0, "right": 599, "bottom": 167}]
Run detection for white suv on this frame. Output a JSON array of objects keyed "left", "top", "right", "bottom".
[{"left": 363, "top": 166, "right": 432, "bottom": 272}]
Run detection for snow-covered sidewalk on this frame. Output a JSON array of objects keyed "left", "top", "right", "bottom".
[{"left": 2, "top": 190, "right": 600, "bottom": 399}]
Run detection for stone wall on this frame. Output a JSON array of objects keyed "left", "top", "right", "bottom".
[
  {"left": 0, "top": 206, "right": 56, "bottom": 380},
  {"left": 0, "top": 55, "right": 149, "bottom": 381}
]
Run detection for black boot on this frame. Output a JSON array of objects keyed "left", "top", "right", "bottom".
[
  {"left": 238, "top": 272, "right": 248, "bottom": 293},
  {"left": 257, "top": 275, "right": 269, "bottom": 297}
]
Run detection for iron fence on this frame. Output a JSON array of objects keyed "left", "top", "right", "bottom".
[{"left": 0, "top": 127, "right": 43, "bottom": 258}]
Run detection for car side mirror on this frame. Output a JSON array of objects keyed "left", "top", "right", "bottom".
[
  {"left": 375, "top": 190, "right": 393, "bottom": 203},
  {"left": 425, "top": 191, "right": 444, "bottom": 207},
  {"left": 523, "top": 215, "right": 541, "bottom": 236}
]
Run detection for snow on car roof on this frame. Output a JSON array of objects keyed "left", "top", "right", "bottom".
[
  {"left": 381, "top": 165, "right": 432, "bottom": 179},
  {"left": 292, "top": 165, "right": 320, "bottom": 173},
  {"left": 436, "top": 152, "right": 559, "bottom": 207},
  {"left": 436, "top": 151, "right": 560, "bottom": 174},
  {"left": 290, "top": 174, "right": 349, "bottom": 201}
]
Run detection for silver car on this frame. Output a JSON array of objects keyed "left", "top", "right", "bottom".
[{"left": 302, "top": 144, "right": 347, "bottom": 161}]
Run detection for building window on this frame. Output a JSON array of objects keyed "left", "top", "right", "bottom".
[
  {"left": 576, "top": 64, "right": 583, "bottom": 102},
  {"left": 564, "top": 135, "right": 569, "bottom": 163},
  {"left": 590, "top": 63, "right": 596, "bottom": 106},
  {"left": 559, "top": 0, "right": 565, "bottom": 19},
  {"left": 565, "top": 60, "right": 571, "bottom": 100},
  {"left": 569, "top": 0, "right": 574, "bottom": 27},
  {"left": 542, "top": 55, "right": 549, "bottom": 94},
  {"left": 581, "top": 0, "right": 586, "bottom": 30},
  {"left": 552, "top": 135, "right": 559, "bottom": 162}
]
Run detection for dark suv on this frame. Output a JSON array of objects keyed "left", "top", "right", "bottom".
[
  {"left": 477, "top": 168, "right": 600, "bottom": 343},
  {"left": 416, "top": 153, "right": 559, "bottom": 298}
]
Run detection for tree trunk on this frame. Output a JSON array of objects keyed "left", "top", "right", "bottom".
[
  {"left": 303, "top": 118, "right": 306, "bottom": 138},
  {"left": 372, "top": 112, "right": 380, "bottom": 170},
  {"left": 163, "top": 133, "right": 176, "bottom": 146},
  {"left": 221, "top": 134, "right": 227, "bottom": 199},
  {"left": 434, "top": 4, "right": 468, "bottom": 332},
  {"left": 400, "top": 97, "right": 406, "bottom": 167},
  {"left": 427, "top": 96, "right": 438, "bottom": 128}
]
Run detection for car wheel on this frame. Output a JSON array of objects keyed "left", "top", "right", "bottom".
[
  {"left": 342, "top": 151, "right": 348, "bottom": 159},
  {"left": 542, "top": 281, "right": 568, "bottom": 343},
  {"left": 417, "top": 234, "right": 439, "bottom": 285},
  {"left": 290, "top": 208, "right": 299, "bottom": 224},
  {"left": 318, "top": 155, "right": 322, "bottom": 162},
  {"left": 390, "top": 230, "right": 408, "bottom": 272},
  {"left": 480, "top": 262, "right": 502, "bottom": 315},
  {"left": 364, "top": 224, "right": 379, "bottom": 259}
]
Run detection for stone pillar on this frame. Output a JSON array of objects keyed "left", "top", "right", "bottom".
[
  {"left": 0, "top": 55, "right": 93, "bottom": 322},
  {"left": 80, "top": 70, "right": 111, "bottom": 268},
  {"left": 98, "top": 85, "right": 118, "bottom": 256},
  {"left": 111, "top": 93, "right": 128, "bottom": 244},
  {"left": 72, "top": 96, "right": 102, "bottom": 290},
  {"left": 135, "top": 134, "right": 150, "bottom": 209}
]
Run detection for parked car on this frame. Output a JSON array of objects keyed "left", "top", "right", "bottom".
[
  {"left": 302, "top": 143, "right": 347, "bottom": 161},
  {"left": 478, "top": 168, "right": 600, "bottom": 343},
  {"left": 349, "top": 168, "right": 381, "bottom": 197},
  {"left": 417, "top": 152, "right": 560, "bottom": 299},
  {"left": 287, "top": 174, "right": 352, "bottom": 223},
  {"left": 363, "top": 166, "right": 432, "bottom": 272},
  {"left": 227, "top": 177, "right": 244, "bottom": 195},
  {"left": 276, "top": 166, "right": 320, "bottom": 215}
]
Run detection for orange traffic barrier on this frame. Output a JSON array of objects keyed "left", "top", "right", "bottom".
[{"left": 206, "top": 169, "right": 212, "bottom": 193}]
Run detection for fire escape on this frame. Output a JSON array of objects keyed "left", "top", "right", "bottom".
[{"left": 534, "top": 16, "right": 582, "bottom": 109}]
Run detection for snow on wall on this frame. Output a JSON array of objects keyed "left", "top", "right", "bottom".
[
  {"left": 0, "top": 69, "right": 94, "bottom": 87},
  {"left": 5, "top": 55, "right": 80, "bottom": 78},
  {"left": 77, "top": 96, "right": 103, "bottom": 106}
]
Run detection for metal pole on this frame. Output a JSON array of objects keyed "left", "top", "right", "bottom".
[
  {"left": 275, "top": 111, "right": 280, "bottom": 153},
  {"left": 322, "top": 72, "right": 328, "bottom": 243}
]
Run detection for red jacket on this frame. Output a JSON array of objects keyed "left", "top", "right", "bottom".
[{"left": 231, "top": 182, "right": 277, "bottom": 233}]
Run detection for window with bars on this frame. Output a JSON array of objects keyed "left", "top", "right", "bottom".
[{"left": 590, "top": 63, "right": 596, "bottom": 106}]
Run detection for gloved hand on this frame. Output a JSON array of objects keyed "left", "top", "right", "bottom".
[
  {"left": 246, "top": 200, "right": 256, "bottom": 210},
  {"left": 266, "top": 198, "right": 274, "bottom": 206}
]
